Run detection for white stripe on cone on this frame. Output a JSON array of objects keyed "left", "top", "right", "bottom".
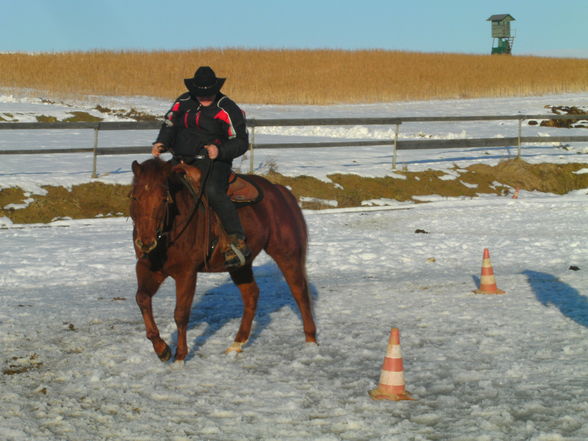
[
  {"left": 369, "top": 327, "right": 414, "bottom": 401},
  {"left": 473, "top": 248, "right": 505, "bottom": 294}
]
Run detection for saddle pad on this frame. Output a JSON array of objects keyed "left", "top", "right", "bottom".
[{"left": 227, "top": 172, "right": 263, "bottom": 205}]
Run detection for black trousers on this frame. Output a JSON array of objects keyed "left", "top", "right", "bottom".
[
  {"left": 204, "top": 161, "right": 244, "bottom": 236},
  {"left": 174, "top": 157, "right": 244, "bottom": 237}
]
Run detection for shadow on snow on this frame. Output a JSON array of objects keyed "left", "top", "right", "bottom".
[
  {"left": 523, "top": 269, "right": 588, "bottom": 328},
  {"left": 172, "top": 261, "right": 318, "bottom": 360}
]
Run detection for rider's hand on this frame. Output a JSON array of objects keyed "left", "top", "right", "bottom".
[
  {"left": 151, "top": 143, "right": 166, "bottom": 157},
  {"left": 204, "top": 144, "right": 219, "bottom": 160}
]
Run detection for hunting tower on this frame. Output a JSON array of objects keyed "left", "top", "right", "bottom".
[{"left": 487, "top": 14, "right": 515, "bottom": 55}]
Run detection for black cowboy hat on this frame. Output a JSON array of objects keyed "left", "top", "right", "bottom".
[{"left": 184, "top": 66, "right": 226, "bottom": 97}]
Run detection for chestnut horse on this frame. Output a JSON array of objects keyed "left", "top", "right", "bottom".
[{"left": 130, "top": 158, "right": 317, "bottom": 362}]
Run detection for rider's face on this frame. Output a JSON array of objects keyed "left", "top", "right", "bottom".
[{"left": 197, "top": 94, "right": 216, "bottom": 107}]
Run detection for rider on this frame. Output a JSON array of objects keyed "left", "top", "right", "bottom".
[{"left": 151, "top": 66, "right": 251, "bottom": 269}]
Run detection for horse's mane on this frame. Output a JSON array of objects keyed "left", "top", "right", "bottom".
[{"left": 132, "top": 158, "right": 173, "bottom": 184}]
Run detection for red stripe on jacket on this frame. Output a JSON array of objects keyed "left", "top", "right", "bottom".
[{"left": 214, "top": 110, "right": 235, "bottom": 137}]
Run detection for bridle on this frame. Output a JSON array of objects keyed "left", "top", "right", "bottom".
[
  {"left": 131, "top": 183, "right": 174, "bottom": 254},
  {"left": 133, "top": 155, "right": 213, "bottom": 255}
]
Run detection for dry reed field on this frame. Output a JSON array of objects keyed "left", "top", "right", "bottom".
[{"left": 1, "top": 49, "right": 587, "bottom": 104}]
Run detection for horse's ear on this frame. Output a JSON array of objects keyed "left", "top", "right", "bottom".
[{"left": 132, "top": 160, "right": 141, "bottom": 176}]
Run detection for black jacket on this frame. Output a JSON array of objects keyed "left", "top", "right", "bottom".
[{"left": 155, "top": 92, "right": 248, "bottom": 164}]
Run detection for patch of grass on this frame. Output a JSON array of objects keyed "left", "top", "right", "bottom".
[
  {"left": 270, "top": 159, "right": 587, "bottom": 208},
  {"left": 0, "top": 160, "right": 586, "bottom": 223},
  {"left": 62, "top": 111, "right": 103, "bottom": 122},
  {"left": 539, "top": 106, "right": 588, "bottom": 129},
  {"left": 465, "top": 159, "right": 588, "bottom": 194},
  {"left": 1, "top": 182, "right": 130, "bottom": 224},
  {"left": 0, "top": 186, "right": 27, "bottom": 208},
  {"left": 34, "top": 108, "right": 158, "bottom": 124},
  {"left": 95, "top": 105, "right": 159, "bottom": 121},
  {"left": 264, "top": 172, "right": 340, "bottom": 209},
  {"left": 36, "top": 115, "right": 59, "bottom": 122},
  {"left": 324, "top": 169, "right": 490, "bottom": 206}
]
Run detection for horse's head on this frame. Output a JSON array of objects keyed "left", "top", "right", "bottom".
[{"left": 130, "top": 159, "right": 173, "bottom": 255}]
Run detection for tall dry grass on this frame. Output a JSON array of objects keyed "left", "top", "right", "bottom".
[{"left": 1, "top": 49, "right": 587, "bottom": 104}]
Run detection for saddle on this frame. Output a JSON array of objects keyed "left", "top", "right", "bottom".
[
  {"left": 173, "top": 162, "right": 263, "bottom": 207},
  {"left": 227, "top": 172, "right": 263, "bottom": 207}
]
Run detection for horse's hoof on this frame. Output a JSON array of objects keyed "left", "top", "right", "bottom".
[
  {"left": 171, "top": 359, "right": 185, "bottom": 369},
  {"left": 303, "top": 341, "right": 320, "bottom": 354},
  {"left": 225, "top": 341, "right": 246, "bottom": 354},
  {"left": 157, "top": 345, "right": 172, "bottom": 362}
]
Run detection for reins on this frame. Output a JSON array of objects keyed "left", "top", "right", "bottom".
[
  {"left": 167, "top": 155, "right": 213, "bottom": 246},
  {"left": 155, "top": 190, "right": 174, "bottom": 242}
]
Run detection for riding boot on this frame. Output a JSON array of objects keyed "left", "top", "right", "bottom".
[{"left": 224, "top": 233, "right": 252, "bottom": 270}]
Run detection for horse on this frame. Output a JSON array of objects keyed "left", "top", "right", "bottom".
[{"left": 130, "top": 157, "right": 317, "bottom": 363}]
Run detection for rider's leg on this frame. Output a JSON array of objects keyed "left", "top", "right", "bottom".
[{"left": 204, "top": 162, "right": 251, "bottom": 268}]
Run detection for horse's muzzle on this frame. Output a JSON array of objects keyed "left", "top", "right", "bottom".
[{"left": 135, "top": 238, "right": 158, "bottom": 254}]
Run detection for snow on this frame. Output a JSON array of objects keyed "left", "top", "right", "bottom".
[{"left": 1, "top": 92, "right": 588, "bottom": 441}]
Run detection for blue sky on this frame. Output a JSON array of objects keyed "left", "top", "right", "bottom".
[{"left": 1, "top": 0, "right": 587, "bottom": 57}]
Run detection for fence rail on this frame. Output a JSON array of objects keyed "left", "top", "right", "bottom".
[{"left": 1, "top": 114, "right": 587, "bottom": 176}]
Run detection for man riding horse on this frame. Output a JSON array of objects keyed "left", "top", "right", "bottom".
[{"left": 151, "top": 66, "right": 251, "bottom": 269}]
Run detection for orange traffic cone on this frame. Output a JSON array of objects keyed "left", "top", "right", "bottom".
[
  {"left": 369, "top": 328, "right": 414, "bottom": 401},
  {"left": 473, "top": 248, "right": 505, "bottom": 294}
]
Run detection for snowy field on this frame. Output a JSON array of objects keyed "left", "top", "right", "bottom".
[{"left": 1, "top": 93, "right": 588, "bottom": 441}]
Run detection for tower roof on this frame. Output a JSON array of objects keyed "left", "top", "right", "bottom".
[{"left": 487, "top": 14, "right": 515, "bottom": 22}]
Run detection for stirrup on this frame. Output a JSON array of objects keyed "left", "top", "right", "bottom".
[{"left": 224, "top": 235, "right": 251, "bottom": 269}]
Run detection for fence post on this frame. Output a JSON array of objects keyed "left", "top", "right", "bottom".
[
  {"left": 392, "top": 123, "right": 400, "bottom": 170},
  {"left": 91, "top": 126, "right": 99, "bottom": 178},
  {"left": 249, "top": 126, "right": 255, "bottom": 174},
  {"left": 517, "top": 117, "right": 522, "bottom": 158}
]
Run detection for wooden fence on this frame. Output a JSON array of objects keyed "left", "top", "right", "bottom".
[{"left": 1, "top": 114, "right": 587, "bottom": 177}]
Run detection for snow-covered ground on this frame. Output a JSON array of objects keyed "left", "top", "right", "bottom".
[{"left": 1, "top": 93, "right": 588, "bottom": 441}]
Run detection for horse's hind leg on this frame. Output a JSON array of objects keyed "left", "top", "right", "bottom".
[
  {"left": 135, "top": 264, "right": 170, "bottom": 361},
  {"left": 273, "top": 254, "right": 317, "bottom": 344},
  {"left": 227, "top": 264, "right": 260, "bottom": 353}
]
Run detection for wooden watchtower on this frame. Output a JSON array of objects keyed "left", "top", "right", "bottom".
[{"left": 487, "top": 14, "right": 515, "bottom": 55}]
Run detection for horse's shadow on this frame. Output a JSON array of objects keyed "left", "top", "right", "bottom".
[
  {"left": 523, "top": 269, "right": 588, "bottom": 328},
  {"left": 173, "top": 261, "right": 318, "bottom": 359}
]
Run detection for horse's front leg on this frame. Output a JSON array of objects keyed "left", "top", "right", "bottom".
[
  {"left": 173, "top": 272, "right": 197, "bottom": 362},
  {"left": 135, "top": 263, "right": 170, "bottom": 361},
  {"left": 226, "top": 264, "right": 260, "bottom": 353}
]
